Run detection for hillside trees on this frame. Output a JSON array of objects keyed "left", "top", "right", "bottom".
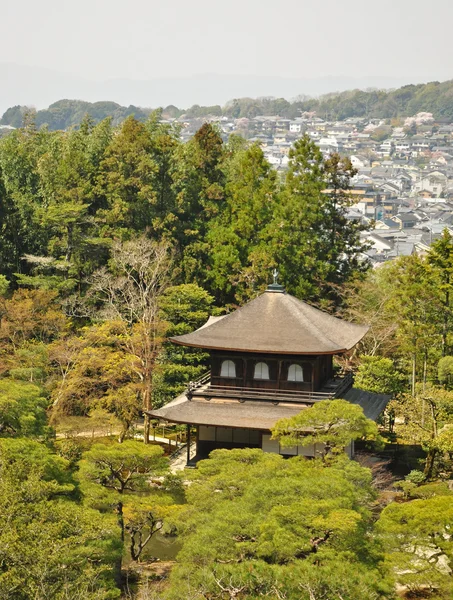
[
  {"left": 0, "top": 100, "right": 149, "bottom": 130},
  {"left": 6, "top": 79, "right": 453, "bottom": 128}
]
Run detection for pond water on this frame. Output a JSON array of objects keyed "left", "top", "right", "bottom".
[{"left": 141, "top": 533, "right": 182, "bottom": 561}]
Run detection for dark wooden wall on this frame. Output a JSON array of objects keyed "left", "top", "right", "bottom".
[{"left": 210, "top": 350, "right": 333, "bottom": 392}]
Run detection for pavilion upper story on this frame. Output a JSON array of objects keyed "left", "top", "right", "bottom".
[{"left": 169, "top": 282, "right": 369, "bottom": 402}]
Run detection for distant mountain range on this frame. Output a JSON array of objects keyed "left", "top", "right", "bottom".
[
  {"left": 3, "top": 79, "right": 453, "bottom": 132},
  {"left": 0, "top": 62, "right": 435, "bottom": 115}
]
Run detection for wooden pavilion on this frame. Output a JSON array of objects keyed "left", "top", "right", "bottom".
[{"left": 148, "top": 283, "right": 389, "bottom": 465}]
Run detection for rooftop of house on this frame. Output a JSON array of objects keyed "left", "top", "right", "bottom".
[{"left": 393, "top": 213, "right": 418, "bottom": 222}]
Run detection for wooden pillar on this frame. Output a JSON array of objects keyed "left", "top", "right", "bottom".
[{"left": 186, "top": 424, "right": 191, "bottom": 466}]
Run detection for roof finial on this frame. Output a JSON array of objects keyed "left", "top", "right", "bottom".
[{"left": 267, "top": 268, "right": 285, "bottom": 293}]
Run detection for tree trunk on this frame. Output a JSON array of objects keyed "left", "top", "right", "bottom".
[
  {"left": 130, "top": 532, "right": 141, "bottom": 562},
  {"left": 423, "top": 350, "right": 427, "bottom": 392},
  {"left": 118, "top": 425, "right": 127, "bottom": 444},
  {"left": 143, "top": 377, "right": 152, "bottom": 445},
  {"left": 143, "top": 414, "right": 150, "bottom": 445},
  {"left": 116, "top": 501, "right": 125, "bottom": 541},
  {"left": 424, "top": 447, "right": 437, "bottom": 480},
  {"left": 412, "top": 355, "right": 416, "bottom": 397}
]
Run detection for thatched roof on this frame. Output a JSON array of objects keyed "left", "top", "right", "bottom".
[{"left": 170, "top": 288, "right": 369, "bottom": 355}]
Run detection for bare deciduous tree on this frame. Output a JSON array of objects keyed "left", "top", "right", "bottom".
[{"left": 89, "top": 237, "right": 173, "bottom": 443}]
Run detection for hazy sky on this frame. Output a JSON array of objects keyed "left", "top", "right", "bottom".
[{"left": 2, "top": 0, "right": 453, "bottom": 82}]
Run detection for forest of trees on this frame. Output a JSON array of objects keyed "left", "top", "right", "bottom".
[
  {"left": 3, "top": 79, "right": 453, "bottom": 131},
  {"left": 2, "top": 113, "right": 453, "bottom": 598}
]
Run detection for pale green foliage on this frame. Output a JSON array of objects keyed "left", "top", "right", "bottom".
[
  {"left": 395, "top": 470, "right": 426, "bottom": 498},
  {"left": 0, "top": 379, "right": 49, "bottom": 437},
  {"left": 0, "top": 437, "right": 72, "bottom": 485},
  {"left": 355, "top": 355, "right": 404, "bottom": 395},
  {"left": 0, "top": 275, "right": 9, "bottom": 296},
  {"left": 405, "top": 469, "right": 426, "bottom": 485},
  {"left": 410, "top": 482, "right": 453, "bottom": 500},
  {"left": 0, "top": 439, "right": 121, "bottom": 599},
  {"left": 271, "top": 398, "right": 382, "bottom": 457},
  {"left": 438, "top": 355, "right": 453, "bottom": 386},
  {"left": 435, "top": 424, "right": 453, "bottom": 453},
  {"left": 80, "top": 441, "right": 168, "bottom": 494},
  {"left": 378, "top": 492, "right": 453, "bottom": 598}
]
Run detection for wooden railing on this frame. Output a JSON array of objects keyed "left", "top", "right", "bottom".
[
  {"left": 332, "top": 371, "right": 354, "bottom": 398},
  {"left": 186, "top": 371, "right": 353, "bottom": 404}
]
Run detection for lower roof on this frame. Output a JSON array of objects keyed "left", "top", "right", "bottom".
[{"left": 148, "top": 388, "right": 390, "bottom": 430}]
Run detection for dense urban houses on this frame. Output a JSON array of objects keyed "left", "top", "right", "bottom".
[{"left": 149, "top": 282, "right": 390, "bottom": 465}]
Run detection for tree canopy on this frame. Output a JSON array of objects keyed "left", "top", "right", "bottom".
[{"left": 165, "top": 449, "right": 391, "bottom": 600}]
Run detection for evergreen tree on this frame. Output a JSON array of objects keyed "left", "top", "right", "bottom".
[
  {"left": 427, "top": 229, "right": 453, "bottom": 356},
  {"left": 270, "top": 136, "right": 369, "bottom": 307},
  {"left": 173, "top": 123, "right": 226, "bottom": 283},
  {"left": 206, "top": 143, "right": 277, "bottom": 304},
  {"left": 166, "top": 449, "right": 391, "bottom": 600}
]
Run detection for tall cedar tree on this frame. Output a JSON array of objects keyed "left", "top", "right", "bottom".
[
  {"left": 173, "top": 123, "right": 225, "bottom": 284},
  {"left": 271, "top": 136, "right": 369, "bottom": 307},
  {"left": 205, "top": 142, "right": 277, "bottom": 304}
]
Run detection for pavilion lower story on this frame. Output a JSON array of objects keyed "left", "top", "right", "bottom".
[
  {"left": 149, "top": 388, "right": 389, "bottom": 466},
  {"left": 186, "top": 424, "right": 353, "bottom": 465}
]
